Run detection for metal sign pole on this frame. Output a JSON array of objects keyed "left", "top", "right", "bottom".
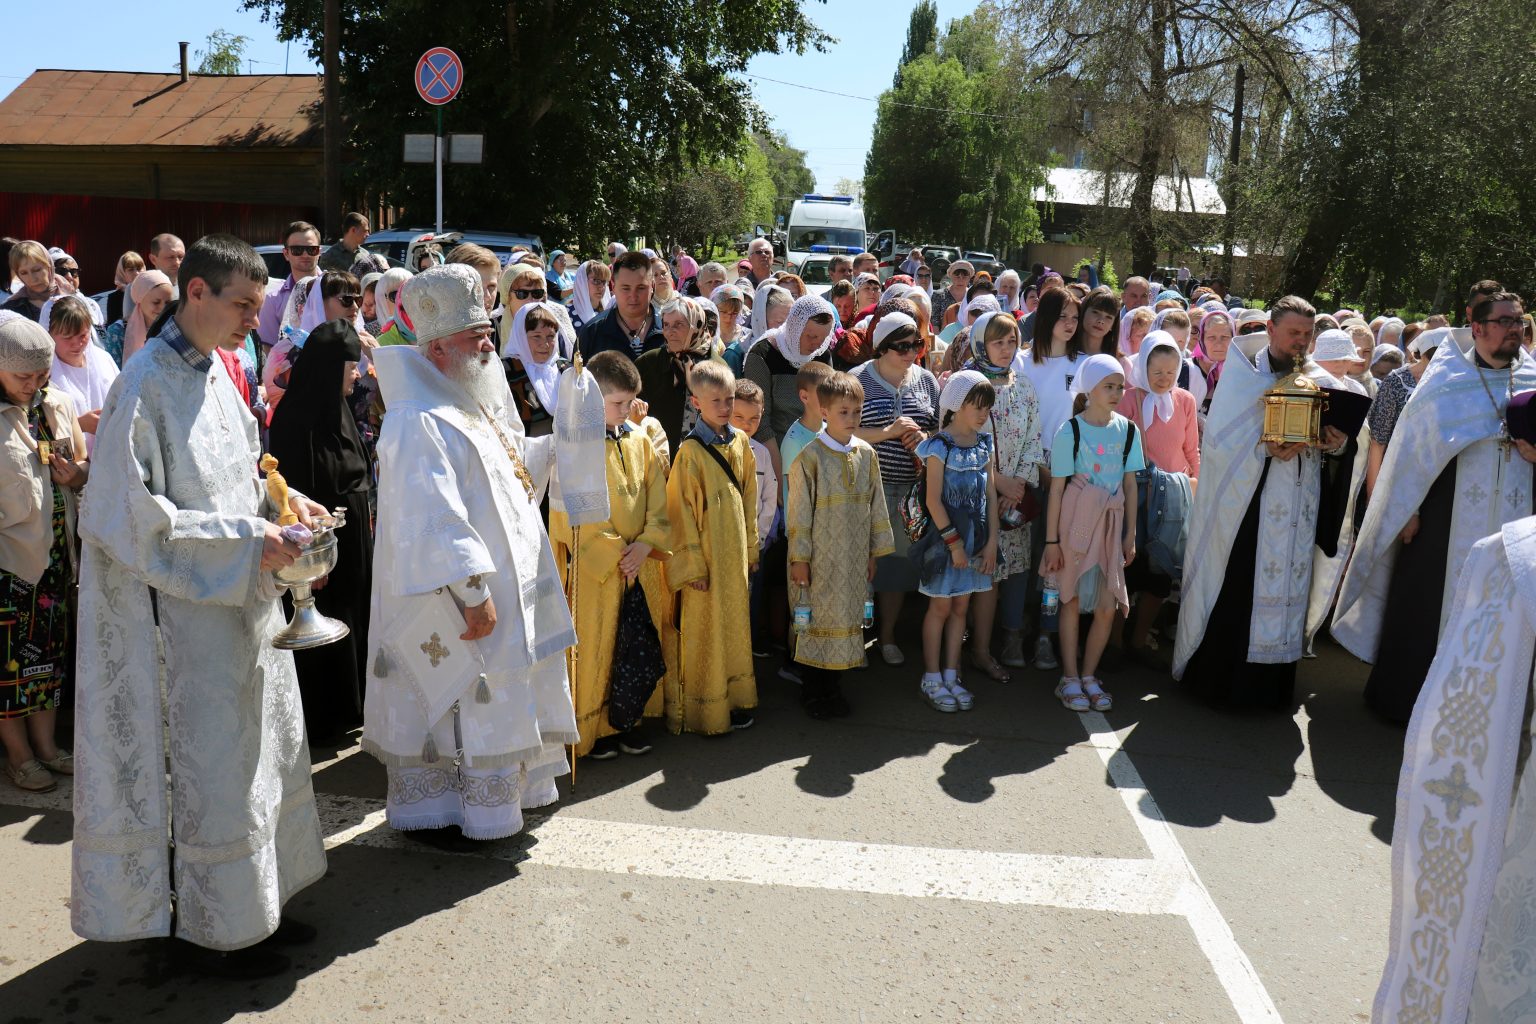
[{"left": 435, "top": 107, "right": 444, "bottom": 235}]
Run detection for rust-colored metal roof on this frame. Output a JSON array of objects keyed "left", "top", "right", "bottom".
[{"left": 0, "top": 70, "right": 323, "bottom": 148}]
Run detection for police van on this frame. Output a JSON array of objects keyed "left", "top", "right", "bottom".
[{"left": 786, "top": 194, "right": 867, "bottom": 272}]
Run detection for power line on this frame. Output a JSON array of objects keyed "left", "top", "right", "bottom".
[{"left": 742, "top": 72, "right": 1022, "bottom": 120}]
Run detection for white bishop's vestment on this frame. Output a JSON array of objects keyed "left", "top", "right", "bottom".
[
  {"left": 364, "top": 346, "right": 580, "bottom": 839},
  {"left": 1374, "top": 516, "right": 1536, "bottom": 1024},
  {"left": 72, "top": 323, "right": 325, "bottom": 951}
]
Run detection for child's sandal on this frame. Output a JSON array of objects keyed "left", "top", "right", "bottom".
[
  {"left": 920, "top": 676, "right": 959, "bottom": 713},
  {"left": 946, "top": 678, "right": 974, "bottom": 711},
  {"left": 1054, "top": 677, "right": 1090, "bottom": 713},
  {"left": 1082, "top": 676, "right": 1114, "bottom": 712}
]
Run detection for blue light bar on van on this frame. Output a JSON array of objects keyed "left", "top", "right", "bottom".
[
  {"left": 808, "top": 245, "right": 866, "bottom": 254},
  {"left": 801, "top": 194, "right": 854, "bottom": 205}
]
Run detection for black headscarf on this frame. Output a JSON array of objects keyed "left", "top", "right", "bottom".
[{"left": 267, "top": 319, "right": 368, "bottom": 503}]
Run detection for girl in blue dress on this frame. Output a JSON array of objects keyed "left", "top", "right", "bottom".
[{"left": 913, "top": 369, "right": 999, "bottom": 713}]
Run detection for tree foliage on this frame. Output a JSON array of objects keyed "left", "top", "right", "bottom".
[
  {"left": 894, "top": 1, "right": 938, "bottom": 88},
  {"left": 193, "top": 29, "right": 251, "bottom": 75},
  {"left": 864, "top": 4, "right": 1046, "bottom": 249},
  {"left": 753, "top": 130, "right": 816, "bottom": 213},
  {"left": 241, "top": 0, "right": 828, "bottom": 249}
]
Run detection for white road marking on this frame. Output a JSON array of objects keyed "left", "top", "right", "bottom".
[
  {"left": 1078, "top": 711, "right": 1284, "bottom": 1024},
  {"left": 7, "top": 726, "right": 1282, "bottom": 1023}
]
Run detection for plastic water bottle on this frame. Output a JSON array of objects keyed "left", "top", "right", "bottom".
[
  {"left": 863, "top": 583, "right": 876, "bottom": 629},
  {"left": 281, "top": 323, "right": 310, "bottom": 350},
  {"left": 1040, "top": 575, "right": 1060, "bottom": 632},
  {"left": 792, "top": 586, "right": 812, "bottom": 634}
]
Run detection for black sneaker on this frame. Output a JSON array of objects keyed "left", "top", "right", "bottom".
[
  {"left": 617, "top": 731, "right": 653, "bottom": 756},
  {"left": 730, "top": 709, "right": 755, "bottom": 730},
  {"left": 587, "top": 738, "right": 620, "bottom": 760}
]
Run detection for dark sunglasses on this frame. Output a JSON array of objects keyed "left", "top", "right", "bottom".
[
  {"left": 883, "top": 341, "right": 921, "bottom": 355},
  {"left": 1238, "top": 322, "right": 1267, "bottom": 335},
  {"left": 917, "top": 273, "right": 932, "bottom": 280},
  {"left": 55, "top": 266, "right": 80, "bottom": 277},
  {"left": 286, "top": 245, "right": 322, "bottom": 256},
  {"left": 513, "top": 288, "right": 546, "bottom": 300},
  {"left": 335, "top": 293, "right": 363, "bottom": 308}
]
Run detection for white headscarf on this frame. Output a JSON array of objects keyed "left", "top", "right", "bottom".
[
  {"left": 40, "top": 295, "right": 100, "bottom": 345},
  {"left": 570, "top": 260, "right": 606, "bottom": 325},
  {"left": 774, "top": 294, "right": 836, "bottom": 369},
  {"left": 1071, "top": 352, "right": 1127, "bottom": 399},
  {"left": 1131, "top": 330, "right": 1181, "bottom": 425},
  {"left": 506, "top": 301, "right": 564, "bottom": 413},
  {"left": 957, "top": 293, "right": 1001, "bottom": 330},
  {"left": 751, "top": 283, "right": 791, "bottom": 342},
  {"left": 376, "top": 268, "right": 411, "bottom": 324},
  {"left": 996, "top": 270, "right": 1022, "bottom": 312},
  {"left": 939, "top": 368, "right": 990, "bottom": 420}
]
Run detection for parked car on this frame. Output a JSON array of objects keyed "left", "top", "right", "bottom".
[
  {"left": 964, "top": 251, "right": 1007, "bottom": 278},
  {"left": 919, "top": 245, "right": 963, "bottom": 281},
  {"left": 364, "top": 228, "right": 545, "bottom": 272},
  {"left": 795, "top": 254, "right": 835, "bottom": 298}
]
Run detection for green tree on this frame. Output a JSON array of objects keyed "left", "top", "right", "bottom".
[
  {"left": 242, "top": 0, "right": 829, "bottom": 249},
  {"left": 753, "top": 131, "right": 816, "bottom": 217},
  {"left": 894, "top": 1, "right": 938, "bottom": 88},
  {"left": 193, "top": 29, "right": 251, "bottom": 75},
  {"left": 865, "top": 6, "right": 1046, "bottom": 250}
]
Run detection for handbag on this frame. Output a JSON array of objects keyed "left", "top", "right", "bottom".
[
  {"left": 899, "top": 436, "right": 952, "bottom": 543},
  {"left": 608, "top": 578, "right": 666, "bottom": 731}
]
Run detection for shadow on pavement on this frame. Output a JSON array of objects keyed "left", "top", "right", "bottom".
[
  {"left": 0, "top": 837, "right": 517, "bottom": 1024},
  {"left": 1301, "top": 638, "right": 1403, "bottom": 844}
]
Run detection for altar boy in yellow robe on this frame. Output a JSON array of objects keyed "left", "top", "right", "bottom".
[
  {"left": 549, "top": 351, "right": 671, "bottom": 759},
  {"left": 664, "top": 359, "right": 759, "bottom": 735}
]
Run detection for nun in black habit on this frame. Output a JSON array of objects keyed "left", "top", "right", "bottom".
[{"left": 267, "top": 319, "right": 374, "bottom": 744}]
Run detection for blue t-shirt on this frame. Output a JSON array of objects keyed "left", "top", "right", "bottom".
[
  {"left": 1050, "top": 412, "right": 1145, "bottom": 494},
  {"left": 779, "top": 418, "right": 822, "bottom": 505}
]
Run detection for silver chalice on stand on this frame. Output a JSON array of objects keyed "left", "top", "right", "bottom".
[{"left": 271, "top": 507, "right": 350, "bottom": 650}]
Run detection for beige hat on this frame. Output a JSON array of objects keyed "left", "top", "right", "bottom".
[
  {"left": 402, "top": 264, "right": 491, "bottom": 346},
  {"left": 0, "top": 312, "right": 54, "bottom": 373}
]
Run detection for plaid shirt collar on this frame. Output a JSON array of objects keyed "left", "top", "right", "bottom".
[{"left": 156, "top": 316, "right": 215, "bottom": 373}]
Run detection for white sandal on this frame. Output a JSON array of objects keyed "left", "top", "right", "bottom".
[
  {"left": 1082, "top": 676, "right": 1114, "bottom": 712},
  {"left": 946, "top": 678, "right": 974, "bottom": 711},
  {"left": 1054, "top": 677, "right": 1090, "bottom": 713},
  {"left": 921, "top": 676, "right": 959, "bottom": 713}
]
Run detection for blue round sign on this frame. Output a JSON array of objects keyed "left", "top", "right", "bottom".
[{"left": 415, "top": 47, "right": 463, "bottom": 106}]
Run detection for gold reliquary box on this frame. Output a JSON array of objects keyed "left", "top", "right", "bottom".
[{"left": 1260, "top": 361, "right": 1325, "bottom": 445}]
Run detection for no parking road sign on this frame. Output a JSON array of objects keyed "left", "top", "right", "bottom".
[{"left": 415, "top": 47, "right": 463, "bottom": 106}]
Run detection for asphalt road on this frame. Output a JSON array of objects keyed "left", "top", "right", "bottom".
[{"left": 0, "top": 628, "right": 1404, "bottom": 1024}]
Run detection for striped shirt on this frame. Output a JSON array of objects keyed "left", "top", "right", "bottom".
[{"left": 854, "top": 361, "right": 940, "bottom": 486}]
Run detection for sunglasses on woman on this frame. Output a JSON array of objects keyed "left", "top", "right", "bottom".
[
  {"left": 55, "top": 265, "right": 80, "bottom": 277},
  {"left": 336, "top": 292, "right": 363, "bottom": 308},
  {"left": 513, "top": 288, "right": 546, "bottom": 300},
  {"left": 1238, "top": 322, "right": 1267, "bottom": 335},
  {"left": 883, "top": 340, "right": 921, "bottom": 355}
]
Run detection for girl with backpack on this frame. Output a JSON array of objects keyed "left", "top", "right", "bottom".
[{"left": 1040, "top": 354, "right": 1145, "bottom": 713}]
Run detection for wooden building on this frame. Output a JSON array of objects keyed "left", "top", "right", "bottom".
[{"left": 0, "top": 67, "right": 323, "bottom": 291}]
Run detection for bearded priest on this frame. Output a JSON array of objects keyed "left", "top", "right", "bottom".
[{"left": 364, "top": 265, "right": 582, "bottom": 842}]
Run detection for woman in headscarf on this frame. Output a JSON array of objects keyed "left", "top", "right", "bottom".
[
  {"left": 2, "top": 242, "right": 57, "bottom": 323},
  {"left": 503, "top": 301, "right": 571, "bottom": 439},
  {"left": 43, "top": 296, "right": 117, "bottom": 454},
  {"left": 0, "top": 314, "right": 88, "bottom": 793},
  {"left": 961, "top": 310, "right": 1042, "bottom": 674},
  {"left": 996, "top": 270, "right": 1023, "bottom": 313},
  {"left": 649, "top": 257, "right": 676, "bottom": 310},
  {"left": 496, "top": 263, "right": 549, "bottom": 353},
  {"left": 266, "top": 320, "right": 373, "bottom": 745},
  {"left": 569, "top": 259, "right": 611, "bottom": 329},
  {"left": 1376, "top": 316, "right": 1405, "bottom": 351},
  {"left": 749, "top": 282, "right": 792, "bottom": 343},
  {"left": 101, "top": 269, "right": 172, "bottom": 368},
  {"left": 745, "top": 293, "right": 837, "bottom": 464},
  {"left": 359, "top": 271, "right": 385, "bottom": 333},
  {"left": 1117, "top": 305, "right": 1156, "bottom": 360},
  {"left": 637, "top": 296, "right": 721, "bottom": 454},
  {"left": 374, "top": 268, "right": 411, "bottom": 328},
  {"left": 712, "top": 284, "right": 748, "bottom": 373},
  {"left": 851, "top": 309, "right": 940, "bottom": 665},
  {"left": 1189, "top": 307, "right": 1233, "bottom": 412}
]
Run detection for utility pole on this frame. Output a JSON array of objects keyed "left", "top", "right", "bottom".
[
  {"left": 1221, "top": 63, "right": 1245, "bottom": 286},
  {"left": 322, "top": 0, "right": 341, "bottom": 239}
]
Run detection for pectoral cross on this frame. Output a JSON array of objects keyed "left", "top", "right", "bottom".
[{"left": 1499, "top": 422, "right": 1514, "bottom": 462}]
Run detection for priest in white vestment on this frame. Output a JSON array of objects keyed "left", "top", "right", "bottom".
[
  {"left": 1335, "top": 294, "right": 1536, "bottom": 723},
  {"left": 364, "top": 265, "right": 585, "bottom": 841},
  {"left": 1373, "top": 515, "right": 1536, "bottom": 1024},
  {"left": 72, "top": 236, "right": 327, "bottom": 972},
  {"left": 1173, "top": 295, "right": 1355, "bottom": 709}
]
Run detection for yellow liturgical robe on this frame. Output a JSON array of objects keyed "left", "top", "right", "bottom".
[
  {"left": 663, "top": 427, "right": 759, "bottom": 735},
  {"left": 550, "top": 426, "right": 672, "bottom": 756}
]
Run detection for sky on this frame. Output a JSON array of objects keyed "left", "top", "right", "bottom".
[{"left": 1, "top": 0, "right": 981, "bottom": 193}]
